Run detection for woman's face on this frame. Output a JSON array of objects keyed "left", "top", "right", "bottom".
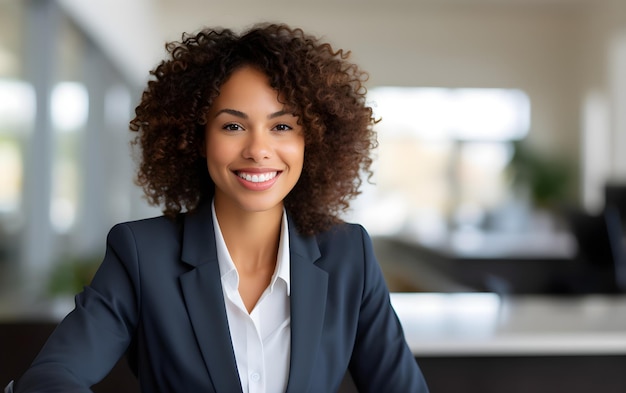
[{"left": 204, "top": 66, "right": 305, "bottom": 215}]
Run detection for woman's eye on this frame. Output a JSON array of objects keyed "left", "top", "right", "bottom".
[
  {"left": 273, "top": 124, "right": 293, "bottom": 131},
  {"left": 223, "top": 123, "right": 243, "bottom": 131}
]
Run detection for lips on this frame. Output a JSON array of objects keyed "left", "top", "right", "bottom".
[{"left": 234, "top": 169, "right": 282, "bottom": 191}]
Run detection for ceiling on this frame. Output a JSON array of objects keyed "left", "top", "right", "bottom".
[{"left": 52, "top": 0, "right": 612, "bottom": 85}]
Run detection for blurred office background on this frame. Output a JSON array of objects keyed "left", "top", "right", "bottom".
[{"left": 2, "top": 0, "right": 626, "bottom": 392}]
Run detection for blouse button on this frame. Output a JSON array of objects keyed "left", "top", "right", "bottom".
[{"left": 250, "top": 372, "right": 261, "bottom": 382}]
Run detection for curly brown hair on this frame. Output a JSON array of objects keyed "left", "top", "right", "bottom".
[{"left": 130, "top": 23, "right": 377, "bottom": 235}]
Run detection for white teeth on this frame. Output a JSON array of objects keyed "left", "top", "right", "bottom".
[{"left": 238, "top": 171, "right": 277, "bottom": 183}]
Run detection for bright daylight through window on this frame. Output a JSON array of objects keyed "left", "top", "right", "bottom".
[{"left": 352, "top": 87, "right": 531, "bottom": 245}]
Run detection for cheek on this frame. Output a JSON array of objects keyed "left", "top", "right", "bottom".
[
  {"left": 282, "top": 136, "right": 304, "bottom": 158},
  {"left": 204, "top": 136, "right": 231, "bottom": 173},
  {"left": 288, "top": 140, "right": 305, "bottom": 173}
]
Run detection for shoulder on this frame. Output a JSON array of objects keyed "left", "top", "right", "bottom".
[
  {"left": 107, "top": 214, "right": 183, "bottom": 249},
  {"left": 315, "top": 221, "right": 371, "bottom": 249},
  {"left": 113, "top": 213, "right": 179, "bottom": 231},
  {"left": 312, "top": 221, "right": 376, "bottom": 272},
  {"left": 102, "top": 214, "right": 189, "bottom": 280}
]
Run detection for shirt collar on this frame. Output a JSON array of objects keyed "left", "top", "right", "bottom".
[
  {"left": 211, "top": 201, "right": 291, "bottom": 296},
  {"left": 274, "top": 212, "right": 291, "bottom": 295}
]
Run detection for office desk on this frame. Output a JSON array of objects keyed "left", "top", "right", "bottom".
[
  {"left": 402, "top": 230, "right": 577, "bottom": 261},
  {"left": 391, "top": 292, "right": 626, "bottom": 355},
  {"left": 376, "top": 232, "right": 582, "bottom": 294},
  {"left": 392, "top": 293, "right": 626, "bottom": 392}
]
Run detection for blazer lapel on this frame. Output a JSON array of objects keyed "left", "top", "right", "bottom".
[
  {"left": 285, "top": 217, "right": 328, "bottom": 393},
  {"left": 178, "top": 204, "right": 242, "bottom": 393}
]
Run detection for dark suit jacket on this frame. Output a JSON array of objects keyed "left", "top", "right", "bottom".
[{"left": 16, "top": 204, "right": 429, "bottom": 392}]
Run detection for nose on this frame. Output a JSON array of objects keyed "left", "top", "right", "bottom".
[{"left": 242, "top": 130, "right": 271, "bottom": 162}]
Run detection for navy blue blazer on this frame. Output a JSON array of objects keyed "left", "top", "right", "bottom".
[{"left": 16, "top": 204, "right": 429, "bottom": 392}]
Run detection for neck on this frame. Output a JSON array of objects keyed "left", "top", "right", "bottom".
[{"left": 214, "top": 199, "right": 283, "bottom": 273}]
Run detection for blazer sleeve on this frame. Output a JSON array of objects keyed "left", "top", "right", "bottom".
[
  {"left": 15, "top": 224, "right": 140, "bottom": 393},
  {"left": 348, "top": 226, "right": 430, "bottom": 393}
]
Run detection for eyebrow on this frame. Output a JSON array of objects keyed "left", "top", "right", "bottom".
[{"left": 214, "top": 108, "right": 292, "bottom": 120}]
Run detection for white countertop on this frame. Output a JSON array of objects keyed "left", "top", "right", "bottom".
[
  {"left": 4, "top": 292, "right": 626, "bottom": 357},
  {"left": 391, "top": 292, "right": 626, "bottom": 356}
]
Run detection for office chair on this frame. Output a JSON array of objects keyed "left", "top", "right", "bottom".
[{"left": 567, "top": 206, "right": 626, "bottom": 293}]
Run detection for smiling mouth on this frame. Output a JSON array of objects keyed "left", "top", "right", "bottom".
[{"left": 236, "top": 171, "right": 279, "bottom": 183}]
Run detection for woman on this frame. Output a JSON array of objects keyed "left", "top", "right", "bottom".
[{"left": 14, "top": 23, "right": 429, "bottom": 393}]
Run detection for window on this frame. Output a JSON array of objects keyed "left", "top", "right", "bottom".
[
  {"left": 50, "top": 82, "right": 89, "bottom": 233},
  {"left": 352, "top": 87, "right": 531, "bottom": 243},
  {"left": 0, "top": 80, "right": 35, "bottom": 216}
]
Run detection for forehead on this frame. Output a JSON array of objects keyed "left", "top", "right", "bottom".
[
  {"left": 214, "top": 67, "right": 276, "bottom": 101},
  {"left": 210, "top": 66, "right": 298, "bottom": 116}
]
